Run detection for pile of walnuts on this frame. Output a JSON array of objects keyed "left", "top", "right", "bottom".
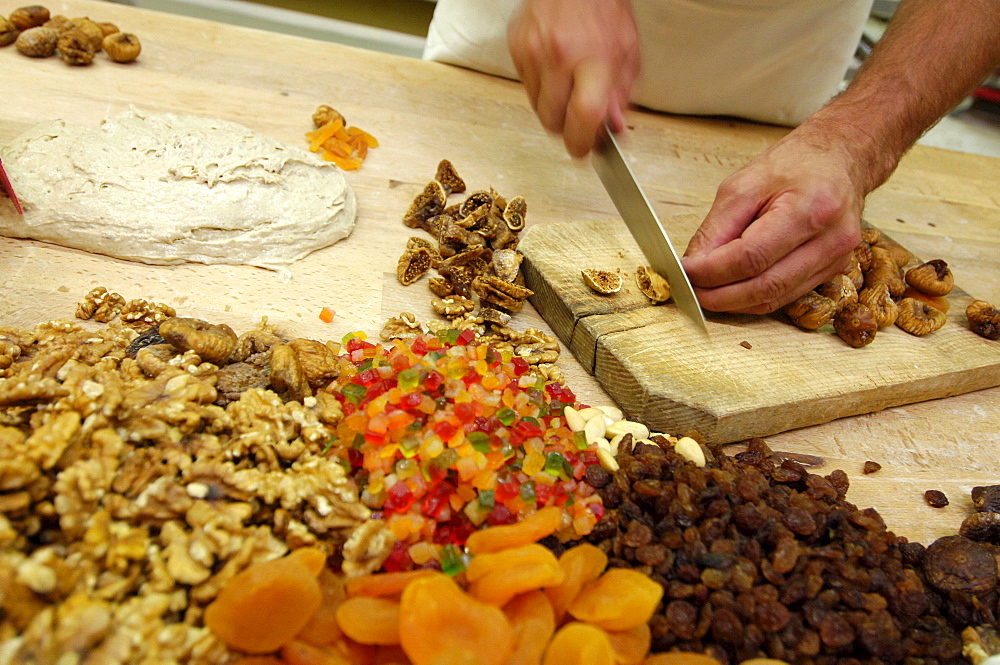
[
  {"left": 0, "top": 289, "right": 385, "bottom": 663},
  {"left": 1, "top": 4, "right": 141, "bottom": 65},
  {"left": 784, "top": 225, "right": 999, "bottom": 347},
  {"left": 396, "top": 160, "right": 533, "bottom": 329}
]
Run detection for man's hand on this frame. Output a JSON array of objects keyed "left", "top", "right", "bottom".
[
  {"left": 507, "top": 0, "right": 639, "bottom": 158},
  {"left": 681, "top": 124, "right": 866, "bottom": 314}
]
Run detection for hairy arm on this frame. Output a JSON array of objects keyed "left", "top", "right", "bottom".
[{"left": 682, "top": 0, "right": 1000, "bottom": 314}]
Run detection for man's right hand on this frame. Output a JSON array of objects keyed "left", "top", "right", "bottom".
[{"left": 507, "top": 0, "right": 640, "bottom": 158}]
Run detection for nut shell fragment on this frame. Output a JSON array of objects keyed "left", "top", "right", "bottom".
[
  {"left": 895, "top": 297, "right": 946, "bottom": 336},
  {"left": 966, "top": 300, "right": 1000, "bottom": 340},
  {"left": 582, "top": 269, "right": 622, "bottom": 295},
  {"left": 635, "top": 266, "right": 671, "bottom": 303}
]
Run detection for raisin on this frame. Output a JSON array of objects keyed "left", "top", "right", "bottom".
[{"left": 924, "top": 489, "right": 949, "bottom": 508}]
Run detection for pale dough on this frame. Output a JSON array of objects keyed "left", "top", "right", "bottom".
[{"left": 0, "top": 108, "right": 357, "bottom": 271}]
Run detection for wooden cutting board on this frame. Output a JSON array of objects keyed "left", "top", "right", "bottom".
[{"left": 519, "top": 215, "right": 1000, "bottom": 444}]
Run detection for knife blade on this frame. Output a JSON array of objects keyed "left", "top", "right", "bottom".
[
  {"left": 0, "top": 158, "right": 24, "bottom": 216},
  {"left": 593, "top": 126, "right": 707, "bottom": 332}
]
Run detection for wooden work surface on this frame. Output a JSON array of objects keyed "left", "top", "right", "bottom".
[
  {"left": 519, "top": 216, "right": 1000, "bottom": 445},
  {"left": 2, "top": 0, "right": 1000, "bottom": 546}
]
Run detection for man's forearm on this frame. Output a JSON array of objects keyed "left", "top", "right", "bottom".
[{"left": 804, "top": 0, "right": 1000, "bottom": 195}]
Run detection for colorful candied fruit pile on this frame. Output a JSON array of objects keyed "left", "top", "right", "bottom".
[{"left": 323, "top": 329, "right": 606, "bottom": 571}]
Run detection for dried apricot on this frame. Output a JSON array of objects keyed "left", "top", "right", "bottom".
[
  {"left": 605, "top": 623, "right": 652, "bottom": 665},
  {"left": 504, "top": 591, "right": 556, "bottom": 665},
  {"left": 282, "top": 640, "right": 352, "bottom": 665},
  {"left": 642, "top": 654, "right": 723, "bottom": 665},
  {"left": 204, "top": 549, "right": 324, "bottom": 653},
  {"left": 346, "top": 569, "right": 438, "bottom": 598},
  {"left": 544, "top": 543, "right": 608, "bottom": 622},
  {"left": 399, "top": 572, "right": 513, "bottom": 665},
  {"left": 568, "top": 568, "right": 663, "bottom": 631},
  {"left": 467, "top": 544, "right": 565, "bottom": 606},
  {"left": 335, "top": 597, "right": 401, "bottom": 645},
  {"left": 542, "top": 622, "right": 616, "bottom": 665},
  {"left": 466, "top": 506, "right": 563, "bottom": 554},
  {"left": 297, "top": 569, "right": 347, "bottom": 647}
]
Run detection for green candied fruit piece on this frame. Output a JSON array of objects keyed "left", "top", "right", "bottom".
[
  {"left": 398, "top": 368, "right": 421, "bottom": 390},
  {"left": 467, "top": 431, "right": 492, "bottom": 453},
  {"left": 440, "top": 544, "right": 466, "bottom": 576},
  {"left": 340, "top": 382, "right": 367, "bottom": 405},
  {"left": 573, "top": 430, "right": 589, "bottom": 450},
  {"left": 497, "top": 407, "right": 517, "bottom": 426},
  {"left": 544, "top": 451, "right": 571, "bottom": 478},
  {"left": 519, "top": 481, "right": 536, "bottom": 503},
  {"left": 478, "top": 489, "right": 496, "bottom": 508}
]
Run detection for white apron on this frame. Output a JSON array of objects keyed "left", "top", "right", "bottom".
[{"left": 423, "top": 0, "right": 874, "bottom": 126}]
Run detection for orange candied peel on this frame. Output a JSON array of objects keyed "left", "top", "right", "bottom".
[
  {"left": 306, "top": 109, "right": 377, "bottom": 171},
  {"left": 319, "top": 307, "right": 335, "bottom": 323}
]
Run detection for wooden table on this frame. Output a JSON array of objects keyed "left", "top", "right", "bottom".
[{"left": 2, "top": 0, "right": 999, "bottom": 545}]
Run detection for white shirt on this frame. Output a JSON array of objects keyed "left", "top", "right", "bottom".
[{"left": 423, "top": 0, "right": 874, "bottom": 126}]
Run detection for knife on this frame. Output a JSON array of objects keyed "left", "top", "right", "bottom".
[
  {"left": 593, "top": 125, "right": 707, "bottom": 332},
  {"left": 0, "top": 158, "right": 24, "bottom": 216}
]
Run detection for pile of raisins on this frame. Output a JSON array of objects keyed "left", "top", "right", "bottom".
[{"left": 569, "top": 437, "right": 999, "bottom": 665}]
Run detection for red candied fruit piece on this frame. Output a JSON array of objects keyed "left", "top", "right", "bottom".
[
  {"left": 457, "top": 329, "right": 477, "bottom": 345},
  {"left": 347, "top": 448, "right": 364, "bottom": 468},
  {"left": 553, "top": 483, "right": 570, "bottom": 506},
  {"left": 402, "top": 392, "right": 424, "bottom": 409},
  {"left": 382, "top": 540, "right": 413, "bottom": 572},
  {"left": 580, "top": 450, "right": 599, "bottom": 466},
  {"left": 424, "top": 371, "right": 444, "bottom": 392},
  {"left": 514, "top": 420, "right": 543, "bottom": 438},
  {"left": 462, "top": 370, "right": 480, "bottom": 388},
  {"left": 591, "top": 503, "right": 606, "bottom": 521},
  {"left": 411, "top": 336, "right": 428, "bottom": 355},
  {"left": 535, "top": 483, "right": 552, "bottom": 506},
  {"left": 453, "top": 402, "right": 477, "bottom": 424},
  {"left": 346, "top": 337, "right": 374, "bottom": 353},
  {"left": 434, "top": 420, "right": 459, "bottom": 441},
  {"left": 422, "top": 483, "right": 453, "bottom": 519},
  {"left": 511, "top": 356, "right": 530, "bottom": 376},
  {"left": 384, "top": 481, "right": 415, "bottom": 513},
  {"left": 495, "top": 480, "right": 520, "bottom": 504},
  {"left": 486, "top": 504, "right": 517, "bottom": 526},
  {"left": 358, "top": 369, "right": 379, "bottom": 387}
]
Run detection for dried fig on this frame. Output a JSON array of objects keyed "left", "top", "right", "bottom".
[
  {"left": 635, "top": 266, "right": 671, "bottom": 303},
  {"left": 864, "top": 246, "right": 906, "bottom": 297},
  {"left": 312, "top": 104, "right": 344, "bottom": 128},
  {"left": 895, "top": 297, "right": 946, "bottom": 336},
  {"left": 159, "top": 317, "right": 238, "bottom": 364},
  {"left": 102, "top": 31, "right": 141, "bottom": 63},
  {"left": 57, "top": 29, "right": 95, "bottom": 65},
  {"left": 14, "top": 26, "right": 57, "bottom": 56},
  {"left": 966, "top": 300, "right": 1000, "bottom": 340},
  {"left": 434, "top": 159, "right": 466, "bottom": 195},
  {"left": 834, "top": 302, "right": 877, "bottom": 347},
  {"left": 9, "top": 5, "right": 49, "bottom": 31},
  {"left": 0, "top": 16, "right": 18, "bottom": 46},
  {"left": 96, "top": 21, "right": 119, "bottom": 37},
  {"left": 784, "top": 292, "right": 836, "bottom": 330},
  {"left": 64, "top": 17, "right": 103, "bottom": 50},
  {"left": 582, "top": 269, "right": 622, "bottom": 295},
  {"left": 816, "top": 274, "right": 858, "bottom": 310},
  {"left": 858, "top": 283, "right": 898, "bottom": 328},
  {"left": 905, "top": 259, "right": 954, "bottom": 296}
]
